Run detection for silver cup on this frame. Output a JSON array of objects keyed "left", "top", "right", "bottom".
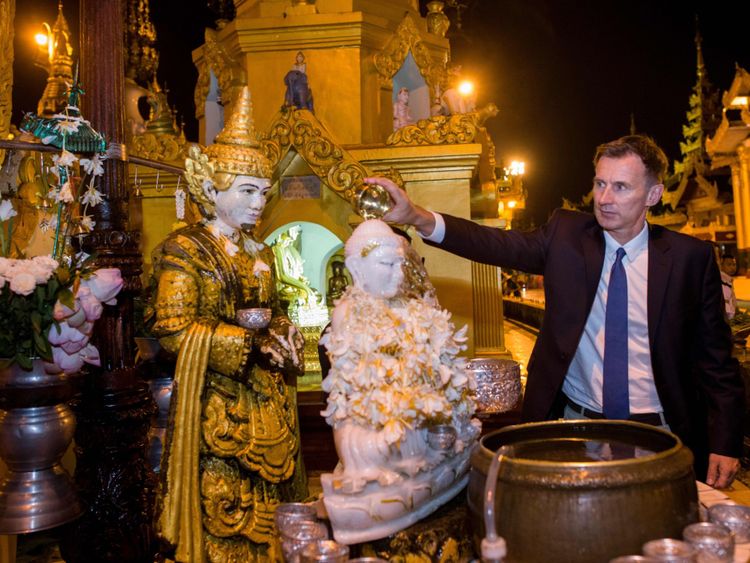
[
  {"left": 300, "top": 540, "right": 349, "bottom": 563},
  {"left": 642, "top": 538, "right": 697, "bottom": 562},
  {"left": 274, "top": 502, "right": 317, "bottom": 533},
  {"left": 427, "top": 424, "right": 457, "bottom": 450},
  {"left": 280, "top": 520, "right": 328, "bottom": 563},
  {"left": 708, "top": 503, "right": 750, "bottom": 544},
  {"left": 683, "top": 522, "right": 734, "bottom": 561},
  {"left": 236, "top": 307, "right": 272, "bottom": 330}
]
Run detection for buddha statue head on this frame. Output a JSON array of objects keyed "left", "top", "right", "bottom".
[
  {"left": 345, "top": 220, "right": 406, "bottom": 299},
  {"left": 184, "top": 87, "right": 273, "bottom": 232}
]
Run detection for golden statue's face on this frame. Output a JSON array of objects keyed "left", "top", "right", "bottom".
[{"left": 214, "top": 175, "right": 272, "bottom": 231}]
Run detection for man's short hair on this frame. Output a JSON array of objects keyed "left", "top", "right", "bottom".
[{"left": 594, "top": 135, "right": 669, "bottom": 185}]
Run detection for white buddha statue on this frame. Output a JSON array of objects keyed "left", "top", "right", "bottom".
[{"left": 319, "top": 219, "right": 480, "bottom": 545}]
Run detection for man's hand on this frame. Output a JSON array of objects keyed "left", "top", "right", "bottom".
[
  {"left": 364, "top": 176, "right": 436, "bottom": 236},
  {"left": 706, "top": 453, "right": 740, "bottom": 489}
]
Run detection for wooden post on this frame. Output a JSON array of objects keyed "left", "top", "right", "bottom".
[{"left": 58, "top": 1, "right": 157, "bottom": 561}]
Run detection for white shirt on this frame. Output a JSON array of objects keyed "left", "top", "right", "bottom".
[
  {"left": 423, "top": 212, "right": 662, "bottom": 414},
  {"left": 562, "top": 223, "right": 662, "bottom": 414}
]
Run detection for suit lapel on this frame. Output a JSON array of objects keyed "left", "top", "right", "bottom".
[
  {"left": 581, "top": 223, "right": 605, "bottom": 312},
  {"left": 647, "top": 224, "right": 672, "bottom": 351}
]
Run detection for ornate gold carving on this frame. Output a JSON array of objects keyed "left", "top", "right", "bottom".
[
  {"left": 125, "top": 0, "right": 158, "bottom": 84},
  {"left": 130, "top": 133, "right": 191, "bottom": 163},
  {"left": 130, "top": 79, "right": 191, "bottom": 162},
  {"left": 386, "top": 103, "right": 498, "bottom": 146},
  {"left": 0, "top": 0, "right": 14, "bottom": 166},
  {"left": 194, "top": 28, "right": 247, "bottom": 120},
  {"left": 263, "top": 106, "right": 372, "bottom": 203},
  {"left": 373, "top": 14, "right": 446, "bottom": 92}
]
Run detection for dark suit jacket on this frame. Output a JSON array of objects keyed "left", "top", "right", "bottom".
[{"left": 431, "top": 209, "right": 745, "bottom": 475}]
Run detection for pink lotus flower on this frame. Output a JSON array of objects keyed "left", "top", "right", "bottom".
[
  {"left": 82, "top": 268, "right": 123, "bottom": 305},
  {"left": 77, "top": 286, "right": 104, "bottom": 322},
  {"left": 80, "top": 344, "right": 101, "bottom": 366},
  {"left": 49, "top": 345, "right": 85, "bottom": 373},
  {"left": 53, "top": 298, "right": 81, "bottom": 321}
]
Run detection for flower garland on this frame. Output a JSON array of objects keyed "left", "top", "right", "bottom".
[{"left": 320, "top": 286, "right": 474, "bottom": 445}]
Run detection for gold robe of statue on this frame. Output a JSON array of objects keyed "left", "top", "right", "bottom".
[{"left": 150, "top": 87, "right": 307, "bottom": 563}]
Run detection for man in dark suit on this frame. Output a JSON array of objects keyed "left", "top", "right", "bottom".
[{"left": 368, "top": 135, "right": 745, "bottom": 488}]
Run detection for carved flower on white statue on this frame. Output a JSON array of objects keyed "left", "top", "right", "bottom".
[{"left": 320, "top": 285, "right": 472, "bottom": 446}]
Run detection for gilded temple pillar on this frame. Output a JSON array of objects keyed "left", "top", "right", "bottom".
[
  {"left": 471, "top": 259, "right": 508, "bottom": 357},
  {"left": 737, "top": 144, "right": 750, "bottom": 250},
  {"left": 0, "top": 0, "right": 14, "bottom": 167}
]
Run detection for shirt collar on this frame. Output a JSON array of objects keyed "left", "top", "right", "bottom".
[{"left": 603, "top": 222, "right": 649, "bottom": 263}]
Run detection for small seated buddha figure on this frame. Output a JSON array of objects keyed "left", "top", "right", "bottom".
[
  {"left": 149, "top": 87, "right": 307, "bottom": 563},
  {"left": 319, "top": 219, "right": 479, "bottom": 545},
  {"left": 325, "top": 260, "right": 349, "bottom": 306}
]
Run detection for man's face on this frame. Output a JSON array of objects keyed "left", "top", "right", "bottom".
[
  {"left": 592, "top": 154, "right": 663, "bottom": 245},
  {"left": 350, "top": 244, "right": 405, "bottom": 299},
  {"left": 214, "top": 175, "right": 271, "bottom": 231},
  {"left": 721, "top": 257, "right": 737, "bottom": 276}
]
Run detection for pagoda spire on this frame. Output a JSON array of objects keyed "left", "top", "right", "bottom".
[
  {"left": 37, "top": 0, "right": 74, "bottom": 116},
  {"left": 675, "top": 18, "right": 721, "bottom": 170}
]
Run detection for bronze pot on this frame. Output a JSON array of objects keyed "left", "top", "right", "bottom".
[{"left": 468, "top": 420, "right": 699, "bottom": 563}]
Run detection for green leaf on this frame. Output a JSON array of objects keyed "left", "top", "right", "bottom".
[
  {"left": 58, "top": 288, "right": 75, "bottom": 310},
  {"left": 33, "top": 331, "right": 53, "bottom": 361},
  {"left": 15, "top": 353, "right": 32, "bottom": 370},
  {"left": 31, "top": 311, "right": 42, "bottom": 333}
]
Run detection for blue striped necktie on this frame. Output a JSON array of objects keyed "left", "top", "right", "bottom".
[{"left": 602, "top": 247, "right": 629, "bottom": 419}]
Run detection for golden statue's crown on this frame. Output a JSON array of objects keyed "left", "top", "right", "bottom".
[
  {"left": 203, "top": 87, "right": 273, "bottom": 181},
  {"left": 184, "top": 86, "right": 273, "bottom": 212}
]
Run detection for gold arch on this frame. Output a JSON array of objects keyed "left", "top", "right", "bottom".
[
  {"left": 261, "top": 106, "right": 371, "bottom": 205},
  {"left": 373, "top": 14, "right": 447, "bottom": 93}
]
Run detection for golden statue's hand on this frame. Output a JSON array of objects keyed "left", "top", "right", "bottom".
[{"left": 255, "top": 317, "right": 305, "bottom": 374}]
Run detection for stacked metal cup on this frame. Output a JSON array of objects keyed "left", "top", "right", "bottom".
[{"left": 682, "top": 522, "right": 734, "bottom": 562}]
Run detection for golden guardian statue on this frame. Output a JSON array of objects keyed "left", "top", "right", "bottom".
[{"left": 149, "top": 87, "right": 307, "bottom": 563}]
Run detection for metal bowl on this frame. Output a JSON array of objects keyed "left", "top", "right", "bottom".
[
  {"left": 236, "top": 308, "right": 272, "bottom": 330},
  {"left": 355, "top": 184, "right": 394, "bottom": 220}
]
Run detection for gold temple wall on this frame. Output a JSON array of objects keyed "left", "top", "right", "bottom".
[
  {"left": 351, "top": 143, "right": 483, "bottom": 354},
  {"left": 193, "top": 1, "right": 448, "bottom": 146}
]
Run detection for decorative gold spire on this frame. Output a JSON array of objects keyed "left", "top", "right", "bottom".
[
  {"left": 144, "top": 78, "right": 179, "bottom": 136},
  {"left": 37, "top": 1, "right": 74, "bottom": 116},
  {"left": 695, "top": 17, "right": 704, "bottom": 80},
  {"left": 203, "top": 87, "right": 271, "bottom": 180},
  {"left": 125, "top": 0, "right": 158, "bottom": 84},
  {"left": 185, "top": 87, "right": 273, "bottom": 212}
]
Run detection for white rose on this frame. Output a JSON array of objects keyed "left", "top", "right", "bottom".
[{"left": 9, "top": 271, "right": 37, "bottom": 296}]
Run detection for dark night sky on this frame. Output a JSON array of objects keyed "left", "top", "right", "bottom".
[{"left": 11, "top": 1, "right": 750, "bottom": 225}]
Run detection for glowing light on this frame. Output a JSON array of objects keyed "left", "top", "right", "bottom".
[
  {"left": 35, "top": 33, "right": 49, "bottom": 46},
  {"left": 507, "top": 200, "right": 517, "bottom": 209},
  {"left": 731, "top": 96, "right": 749, "bottom": 108},
  {"left": 458, "top": 80, "right": 474, "bottom": 96},
  {"left": 508, "top": 161, "right": 525, "bottom": 176}
]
